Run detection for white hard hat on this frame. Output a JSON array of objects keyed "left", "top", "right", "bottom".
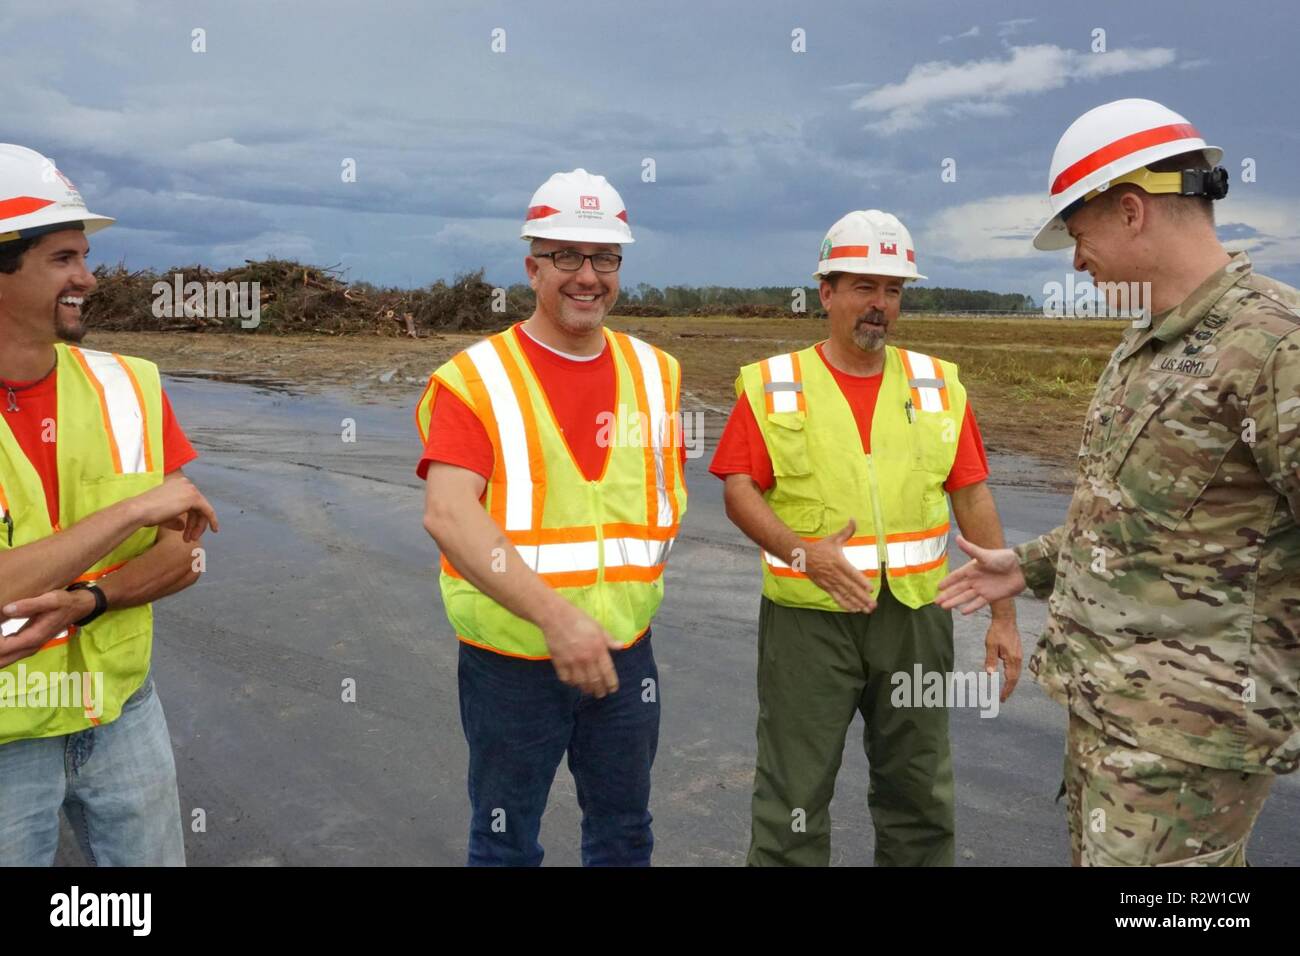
[
  {"left": 1034, "top": 99, "right": 1222, "bottom": 251},
  {"left": 0, "top": 144, "right": 114, "bottom": 243},
  {"left": 521, "top": 168, "right": 634, "bottom": 245},
  {"left": 814, "top": 209, "right": 925, "bottom": 281}
]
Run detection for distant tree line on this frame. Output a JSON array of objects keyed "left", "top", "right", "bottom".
[
  {"left": 84, "top": 260, "right": 1039, "bottom": 336},
  {"left": 496, "top": 282, "right": 1036, "bottom": 315}
]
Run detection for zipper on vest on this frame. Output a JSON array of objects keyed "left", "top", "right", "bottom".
[{"left": 863, "top": 453, "right": 888, "bottom": 575}]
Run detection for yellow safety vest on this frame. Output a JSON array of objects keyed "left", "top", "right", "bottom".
[
  {"left": 737, "top": 344, "right": 966, "bottom": 611},
  {"left": 415, "top": 325, "right": 688, "bottom": 659},
  {"left": 0, "top": 344, "right": 164, "bottom": 744}
]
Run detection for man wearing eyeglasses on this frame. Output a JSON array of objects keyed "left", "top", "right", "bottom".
[{"left": 415, "top": 169, "right": 688, "bottom": 866}]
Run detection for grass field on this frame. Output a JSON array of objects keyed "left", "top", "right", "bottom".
[
  {"left": 90, "top": 314, "right": 1128, "bottom": 467},
  {"left": 607, "top": 314, "right": 1126, "bottom": 464}
]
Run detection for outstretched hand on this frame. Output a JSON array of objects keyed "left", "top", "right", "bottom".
[{"left": 935, "top": 535, "right": 1026, "bottom": 615}]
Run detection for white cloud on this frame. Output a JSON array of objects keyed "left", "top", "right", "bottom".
[
  {"left": 917, "top": 191, "right": 1300, "bottom": 274},
  {"left": 1216, "top": 195, "right": 1300, "bottom": 272},
  {"left": 1072, "top": 47, "right": 1176, "bottom": 79},
  {"left": 851, "top": 44, "right": 1177, "bottom": 135},
  {"left": 420, "top": 219, "right": 521, "bottom": 250},
  {"left": 920, "top": 193, "right": 1051, "bottom": 262},
  {"left": 939, "top": 26, "right": 980, "bottom": 44},
  {"left": 943, "top": 100, "right": 1015, "bottom": 119},
  {"left": 997, "top": 18, "right": 1035, "bottom": 37}
]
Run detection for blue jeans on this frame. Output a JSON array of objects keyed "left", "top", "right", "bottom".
[
  {"left": 0, "top": 675, "right": 185, "bottom": 866},
  {"left": 458, "top": 633, "right": 660, "bottom": 866}
]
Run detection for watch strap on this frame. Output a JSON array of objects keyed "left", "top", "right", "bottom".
[{"left": 67, "top": 581, "right": 109, "bottom": 628}]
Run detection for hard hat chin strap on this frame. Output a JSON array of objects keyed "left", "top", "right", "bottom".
[{"left": 1064, "top": 166, "right": 1230, "bottom": 222}]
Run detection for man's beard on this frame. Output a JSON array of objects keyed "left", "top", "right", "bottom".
[
  {"left": 851, "top": 309, "right": 887, "bottom": 351},
  {"left": 554, "top": 295, "right": 609, "bottom": 335},
  {"left": 54, "top": 306, "right": 87, "bottom": 343}
]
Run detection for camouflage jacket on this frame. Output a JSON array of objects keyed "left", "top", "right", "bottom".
[{"left": 1014, "top": 253, "right": 1300, "bottom": 774}]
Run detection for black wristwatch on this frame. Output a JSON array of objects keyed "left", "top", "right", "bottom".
[{"left": 67, "top": 581, "right": 109, "bottom": 627}]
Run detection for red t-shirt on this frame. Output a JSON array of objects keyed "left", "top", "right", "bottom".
[
  {"left": 418, "top": 325, "right": 685, "bottom": 483},
  {"left": 709, "top": 343, "right": 989, "bottom": 493},
  {"left": 0, "top": 368, "right": 198, "bottom": 527}
]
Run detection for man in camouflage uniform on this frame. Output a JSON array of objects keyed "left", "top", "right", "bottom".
[{"left": 937, "top": 99, "right": 1299, "bottom": 866}]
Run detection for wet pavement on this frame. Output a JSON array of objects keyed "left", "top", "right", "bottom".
[{"left": 54, "top": 375, "right": 1299, "bottom": 866}]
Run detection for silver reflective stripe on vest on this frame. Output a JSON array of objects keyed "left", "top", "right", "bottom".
[
  {"left": 766, "top": 353, "right": 800, "bottom": 413},
  {"left": 626, "top": 335, "right": 675, "bottom": 528},
  {"left": 75, "top": 349, "right": 149, "bottom": 474},
  {"left": 885, "top": 532, "right": 947, "bottom": 570},
  {"left": 902, "top": 350, "right": 945, "bottom": 412},
  {"left": 764, "top": 543, "right": 880, "bottom": 572},
  {"left": 604, "top": 536, "right": 672, "bottom": 569},
  {"left": 514, "top": 537, "right": 670, "bottom": 574},
  {"left": 515, "top": 540, "right": 599, "bottom": 574},
  {"left": 465, "top": 339, "right": 534, "bottom": 531},
  {"left": 763, "top": 527, "right": 948, "bottom": 575}
]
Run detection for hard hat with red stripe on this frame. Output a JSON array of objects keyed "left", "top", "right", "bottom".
[
  {"left": 520, "top": 168, "right": 634, "bottom": 245},
  {"left": 0, "top": 144, "right": 114, "bottom": 244},
  {"left": 814, "top": 210, "right": 925, "bottom": 281},
  {"left": 1034, "top": 99, "right": 1225, "bottom": 251}
]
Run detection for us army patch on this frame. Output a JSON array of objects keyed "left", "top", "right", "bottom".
[{"left": 1150, "top": 354, "right": 1218, "bottom": 377}]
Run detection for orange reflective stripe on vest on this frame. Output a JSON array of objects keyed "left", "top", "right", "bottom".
[
  {"left": 612, "top": 331, "right": 680, "bottom": 530},
  {"left": 67, "top": 346, "right": 157, "bottom": 475},
  {"left": 762, "top": 521, "right": 951, "bottom": 579},
  {"left": 760, "top": 351, "right": 806, "bottom": 415},
  {"left": 898, "top": 348, "right": 950, "bottom": 413}
]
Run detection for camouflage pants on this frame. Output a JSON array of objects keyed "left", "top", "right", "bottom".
[{"left": 1063, "top": 711, "right": 1273, "bottom": 867}]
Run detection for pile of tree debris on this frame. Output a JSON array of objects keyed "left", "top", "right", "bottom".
[{"left": 83, "top": 260, "right": 533, "bottom": 337}]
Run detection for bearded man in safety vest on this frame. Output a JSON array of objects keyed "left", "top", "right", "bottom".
[
  {"left": 711, "top": 210, "right": 1021, "bottom": 866},
  {"left": 0, "top": 145, "right": 218, "bottom": 866},
  {"left": 417, "top": 169, "right": 687, "bottom": 866},
  {"left": 940, "top": 99, "right": 1300, "bottom": 866}
]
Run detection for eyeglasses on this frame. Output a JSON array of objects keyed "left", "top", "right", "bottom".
[{"left": 532, "top": 251, "right": 623, "bottom": 273}]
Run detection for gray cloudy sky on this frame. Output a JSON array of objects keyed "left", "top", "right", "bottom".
[{"left": 5, "top": 0, "right": 1297, "bottom": 297}]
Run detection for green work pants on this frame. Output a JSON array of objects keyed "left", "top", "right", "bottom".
[{"left": 747, "top": 582, "right": 956, "bottom": 866}]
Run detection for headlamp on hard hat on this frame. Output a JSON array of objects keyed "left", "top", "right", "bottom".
[{"left": 1061, "top": 164, "right": 1230, "bottom": 223}]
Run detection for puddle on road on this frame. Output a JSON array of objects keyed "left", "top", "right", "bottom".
[
  {"left": 163, "top": 373, "right": 1075, "bottom": 495},
  {"left": 167, "top": 369, "right": 303, "bottom": 394}
]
